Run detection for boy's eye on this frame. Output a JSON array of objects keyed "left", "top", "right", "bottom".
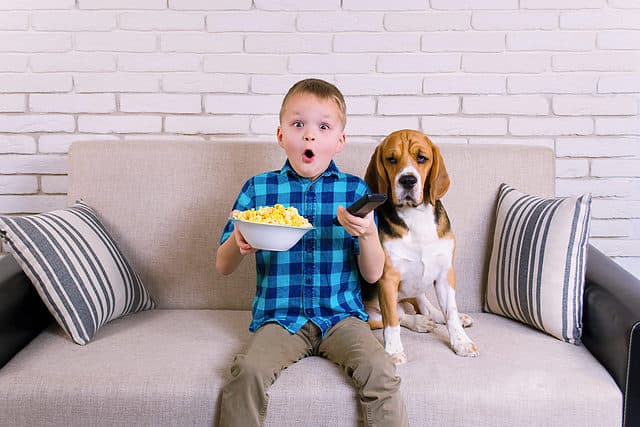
[
  {"left": 293, "top": 121, "right": 303, "bottom": 128},
  {"left": 320, "top": 123, "right": 330, "bottom": 130}
]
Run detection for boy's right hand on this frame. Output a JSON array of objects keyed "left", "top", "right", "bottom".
[{"left": 231, "top": 211, "right": 258, "bottom": 255}]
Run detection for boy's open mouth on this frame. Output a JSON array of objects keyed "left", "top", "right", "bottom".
[{"left": 303, "top": 149, "right": 315, "bottom": 162}]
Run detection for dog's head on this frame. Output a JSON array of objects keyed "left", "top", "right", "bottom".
[{"left": 365, "top": 129, "right": 449, "bottom": 207}]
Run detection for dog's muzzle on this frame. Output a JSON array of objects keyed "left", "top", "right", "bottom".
[{"left": 395, "top": 169, "right": 421, "bottom": 206}]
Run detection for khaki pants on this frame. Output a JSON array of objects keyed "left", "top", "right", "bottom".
[{"left": 218, "top": 317, "right": 408, "bottom": 427}]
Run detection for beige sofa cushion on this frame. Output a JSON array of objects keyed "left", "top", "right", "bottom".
[
  {"left": 67, "top": 141, "right": 554, "bottom": 312},
  {"left": 0, "top": 310, "right": 620, "bottom": 426}
]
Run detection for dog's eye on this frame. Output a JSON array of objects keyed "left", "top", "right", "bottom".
[
  {"left": 417, "top": 155, "right": 427, "bottom": 164},
  {"left": 386, "top": 156, "right": 397, "bottom": 164}
]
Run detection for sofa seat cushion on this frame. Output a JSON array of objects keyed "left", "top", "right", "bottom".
[{"left": 0, "top": 311, "right": 621, "bottom": 427}]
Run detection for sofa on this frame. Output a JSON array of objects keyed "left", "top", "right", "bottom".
[{"left": 0, "top": 139, "right": 637, "bottom": 427}]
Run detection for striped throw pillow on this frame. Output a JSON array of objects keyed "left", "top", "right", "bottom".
[
  {"left": 485, "top": 184, "right": 591, "bottom": 344},
  {"left": 0, "top": 201, "right": 155, "bottom": 345}
]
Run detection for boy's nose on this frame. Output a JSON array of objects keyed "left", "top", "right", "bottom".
[{"left": 303, "top": 130, "right": 315, "bottom": 141}]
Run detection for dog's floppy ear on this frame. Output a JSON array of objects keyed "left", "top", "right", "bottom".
[
  {"left": 427, "top": 141, "right": 450, "bottom": 204},
  {"left": 364, "top": 143, "right": 388, "bottom": 196}
]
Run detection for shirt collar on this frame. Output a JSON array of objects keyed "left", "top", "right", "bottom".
[{"left": 280, "top": 159, "right": 342, "bottom": 181}]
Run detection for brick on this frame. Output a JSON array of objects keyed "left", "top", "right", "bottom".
[
  {"left": 0, "top": 115, "right": 74, "bottom": 133},
  {"left": 336, "top": 75, "right": 422, "bottom": 95},
  {"left": 252, "top": 76, "right": 317, "bottom": 94},
  {"left": 30, "top": 53, "right": 116, "bottom": 72},
  {"left": 335, "top": 33, "right": 419, "bottom": 53},
  {"left": 510, "top": 117, "right": 592, "bottom": 136},
  {"left": 169, "top": 0, "right": 251, "bottom": 10},
  {"left": 347, "top": 116, "right": 420, "bottom": 136},
  {"left": 124, "top": 134, "right": 205, "bottom": 142},
  {"left": 422, "top": 116, "right": 507, "bottom": 135},
  {"left": 250, "top": 115, "right": 279, "bottom": 135},
  {"left": 76, "top": 32, "right": 156, "bottom": 52},
  {"left": 598, "top": 31, "right": 640, "bottom": 49},
  {"left": 30, "top": 94, "right": 116, "bottom": 113},
  {"left": 0, "top": 32, "right": 71, "bottom": 52},
  {"left": 561, "top": 10, "right": 640, "bottom": 30},
  {"left": 162, "top": 33, "right": 243, "bottom": 53},
  {"left": 469, "top": 137, "right": 554, "bottom": 149},
  {"left": 32, "top": 11, "right": 117, "bottom": 31},
  {"left": 520, "top": 0, "right": 603, "bottom": 9},
  {"left": 0, "top": 135, "right": 35, "bottom": 153},
  {"left": 592, "top": 199, "right": 640, "bottom": 219},
  {"left": 462, "top": 53, "right": 550, "bottom": 73},
  {"left": 39, "top": 134, "right": 119, "bottom": 154},
  {"left": 592, "top": 159, "right": 640, "bottom": 177},
  {"left": 0, "top": 12, "right": 28, "bottom": 30},
  {"left": 598, "top": 74, "right": 640, "bottom": 93},
  {"left": 164, "top": 115, "right": 250, "bottom": 134},
  {"left": 508, "top": 75, "right": 597, "bottom": 94},
  {"left": 0, "top": 94, "right": 26, "bottom": 112},
  {"left": 507, "top": 31, "right": 594, "bottom": 51},
  {"left": 472, "top": 11, "right": 557, "bottom": 30},
  {"left": 120, "top": 12, "right": 204, "bottom": 30},
  {"left": 596, "top": 117, "right": 640, "bottom": 135},
  {"left": 78, "top": 115, "right": 162, "bottom": 133},
  {"left": 556, "top": 178, "right": 637, "bottom": 198},
  {"left": 556, "top": 137, "right": 640, "bottom": 157},
  {"left": 41, "top": 175, "right": 68, "bottom": 194},
  {"left": 0, "top": 154, "right": 67, "bottom": 174},
  {"left": 431, "top": 0, "right": 518, "bottom": 9},
  {"left": 162, "top": 73, "right": 248, "bottom": 93},
  {"left": 79, "top": 0, "right": 165, "bottom": 9},
  {"left": 0, "top": 195, "right": 67, "bottom": 214},
  {"left": 254, "top": 0, "right": 331, "bottom": 10},
  {"left": 0, "top": 55, "right": 27, "bottom": 72},
  {"left": 0, "top": 0, "right": 74, "bottom": 10},
  {"left": 345, "top": 97, "right": 376, "bottom": 115},
  {"left": 422, "top": 32, "right": 504, "bottom": 52},
  {"left": 289, "top": 54, "right": 376, "bottom": 74},
  {"left": 118, "top": 53, "right": 201, "bottom": 72},
  {"left": 205, "top": 94, "right": 281, "bottom": 114},
  {"left": 207, "top": 12, "right": 295, "bottom": 32},
  {"left": 553, "top": 95, "right": 638, "bottom": 116},
  {"left": 462, "top": 95, "right": 548, "bottom": 115},
  {"left": 343, "top": 0, "right": 426, "bottom": 10},
  {"left": 590, "top": 219, "right": 632, "bottom": 237},
  {"left": 0, "top": 74, "right": 71, "bottom": 93},
  {"left": 384, "top": 12, "right": 469, "bottom": 31},
  {"left": 590, "top": 239, "right": 640, "bottom": 257},
  {"left": 424, "top": 75, "right": 506, "bottom": 94},
  {"left": 377, "top": 54, "right": 459, "bottom": 73},
  {"left": 0, "top": 176, "right": 38, "bottom": 194},
  {"left": 378, "top": 96, "right": 459, "bottom": 115},
  {"left": 556, "top": 158, "right": 589, "bottom": 178},
  {"left": 205, "top": 54, "right": 287, "bottom": 74},
  {"left": 120, "top": 94, "right": 201, "bottom": 113},
  {"left": 553, "top": 52, "right": 640, "bottom": 72},
  {"left": 75, "top": 73, "right": 160, "bottom": 93},
  {"left": 246, "top": 34, "right": 331, "bottom": 53},
  {"left": 298, "top": 12, "right": 382, "bottom": 32}
]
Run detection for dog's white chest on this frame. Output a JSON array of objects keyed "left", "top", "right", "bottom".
[{"left": 383, "top": 205, "right": 454, "bottom": 298}]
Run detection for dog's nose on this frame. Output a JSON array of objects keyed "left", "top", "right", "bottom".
[{"left": 399, "top": 175, "right": 417, "bottom": 189}]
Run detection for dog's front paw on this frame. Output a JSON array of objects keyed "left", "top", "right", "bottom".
[
  {"left": 390, "top": 352, "right": 408, "bottom": 365},
  {"left": 459, "top": 313, "right": 474, "bottom": 328},
  {"left": 401, "top": 314, "right": 436, "bottom": 333},
  {"left": 452, "top": 339, "right": 479, "bottom": 357}
]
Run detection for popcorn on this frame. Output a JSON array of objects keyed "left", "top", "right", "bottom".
[{"left": 233, "top": 204, "right": 312, "bottom": 228}]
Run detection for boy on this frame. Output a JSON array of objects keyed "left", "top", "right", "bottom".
[{"left": 215, "top": 79, "right": 408, "bottom": 427}]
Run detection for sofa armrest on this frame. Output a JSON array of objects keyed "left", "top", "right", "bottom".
[
  {"left": 0, "top": 255, "right": 52, "bottom": 369},
  {"left": 582, "top": 244, "right": 639, "bottom": 427}
]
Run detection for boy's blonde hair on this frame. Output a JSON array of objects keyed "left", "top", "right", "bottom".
[{"left": 279, "top": 79, "right": 347, "bottom": 130}]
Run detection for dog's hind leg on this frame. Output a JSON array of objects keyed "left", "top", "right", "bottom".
[
  {"left": 398, "top": 301, "right": 436, "bottom": 333},
  {"left": 414, "top": 293, "right": 473, "bottom": 328}
]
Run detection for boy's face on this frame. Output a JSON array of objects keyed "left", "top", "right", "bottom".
[{"left": 277, "top": 92, "right": 346, "bottom": 182}]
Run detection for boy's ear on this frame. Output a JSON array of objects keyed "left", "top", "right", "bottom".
[
  {"left": 335, "top": 132, "right": 346, "bottom": 153},
  {"left": 276, "top": 127, "right": 284, "bottom": 148}
]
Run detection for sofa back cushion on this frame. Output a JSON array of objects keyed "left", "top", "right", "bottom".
[{"left": 68, "top": 140, "right": 554, "bottom": 312}]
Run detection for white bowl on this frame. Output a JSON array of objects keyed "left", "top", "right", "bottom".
[{"left": 232, "top": 219, "right": 314, "bottom": 251}]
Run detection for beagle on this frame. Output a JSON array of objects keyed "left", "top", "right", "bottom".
[{"left": 364, "top": 129, "right": 478, "bottom": 364}]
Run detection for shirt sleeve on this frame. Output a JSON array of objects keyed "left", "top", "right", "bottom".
[{"left": 219, "top": 178, "right": 256, "bottom": 245}]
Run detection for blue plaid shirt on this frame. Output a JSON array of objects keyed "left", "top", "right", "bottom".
[{"left": 220, "top": 160, "right": 371, "bottom": 336}]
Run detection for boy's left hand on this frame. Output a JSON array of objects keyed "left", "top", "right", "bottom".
[{"left": 336, "top": 206, "right": 376, "bottom": 238}]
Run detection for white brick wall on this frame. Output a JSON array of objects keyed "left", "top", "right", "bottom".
[{"left": 0, "top": 1, "right": 638, "bottom": 278}]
